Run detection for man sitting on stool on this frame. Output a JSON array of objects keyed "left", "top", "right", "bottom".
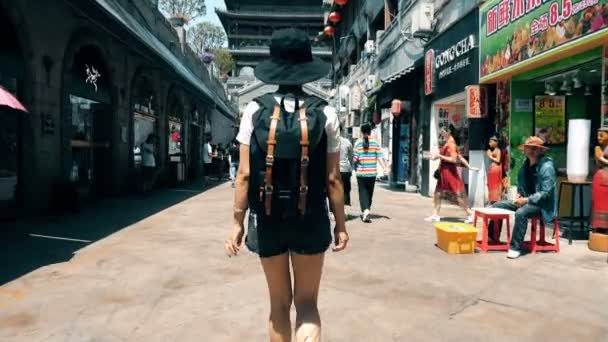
[{"left": 488, "top": 136, "right": 557, "bottom": 259}]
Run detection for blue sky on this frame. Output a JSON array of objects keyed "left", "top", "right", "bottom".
[{"left": 199, "top": 0, "right": 226, "bottom": 29}]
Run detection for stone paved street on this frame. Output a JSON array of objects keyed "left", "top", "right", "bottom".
[{"left": 1, "top": 182, "right": 607, "bottom": 341}]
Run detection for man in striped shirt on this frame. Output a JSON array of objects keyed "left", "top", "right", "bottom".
[{"left": 353, "top": 124, "right": 387, "bottom": 222}]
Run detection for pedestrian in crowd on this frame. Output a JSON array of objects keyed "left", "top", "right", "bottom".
[
  {"left": 339, "top": 125, "right": 353, "bottom": 212},
  {"left": 425, "top": 129, "right": 474, "bottom": 223},
  {"left": 228, "top": 140, "right": 240, "bottom": 188},
  {"left": 486, "top": 135, "right": 503, "bottom": 203},
  {"left": 225, "top": 28, "right": 348, "bottom": 342},
  {"left": 353, "top": 123, "right": 386, "bottom": 223},
  {"left": 202, "top": 138, "right": 213, "bottom": 186},
  {"left": 591, "top": 127, "right": 608, "bottom": 236},
  {"left": 487, "top": 136, "right": 556, "bottom": 259},
  {"left": 141, "top": 133, "right": 156, "bottom": 194}
]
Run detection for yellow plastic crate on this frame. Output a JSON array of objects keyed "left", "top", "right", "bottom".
[{"left": 434, "top": 222, "right": 478, "bottom": 254}]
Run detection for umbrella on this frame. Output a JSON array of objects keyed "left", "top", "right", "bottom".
[{"left": 0, "top": 86, "right": 28, "bottom": 112}]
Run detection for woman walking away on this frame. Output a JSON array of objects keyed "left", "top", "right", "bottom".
[
  {"left": 339, "top": 125, "right": 353, "bottom": 212},
  {"left": 353, "top": 123, "right": 387, "bottom": 223},
  {"left": 225, "top": 28, "right": 349, "bottom": 342},
  {"left": 486, "top": 135, "right": 503, "bottom": 203},
  {"left": 592, "top": 127, "right": 608, "bottom": 236},
  {"left": 425, "top": 129, "right": 473, "bottom": 223}
]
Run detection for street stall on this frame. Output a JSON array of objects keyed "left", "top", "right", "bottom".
[{"left": 479, "top": 0, "right": 608, "bottom": 243}]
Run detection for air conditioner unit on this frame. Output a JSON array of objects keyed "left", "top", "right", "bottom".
[
  {"left": 364, "top": 40, "right": 375, "bottom": 55},
  {"left": 411, "top": 3, "right": 434, "bottom": 38}
]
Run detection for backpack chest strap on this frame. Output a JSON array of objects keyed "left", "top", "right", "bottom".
[
  {"left": 263, "top": 105, "right": 281, "bottom": 216},
  {"left": 298, "top": 107, "right": 309, "bottom": 215}
]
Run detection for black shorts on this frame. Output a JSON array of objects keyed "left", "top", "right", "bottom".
[{"left": 246, "top": 206, "right": 332, "bottom": 258}]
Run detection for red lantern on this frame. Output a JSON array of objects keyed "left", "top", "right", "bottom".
[
  {"left": 328, "top": 12, "right": 341, "bottom": 24},
  {"left": 391, "top": 99, "right": 402, "bottom": 117},
  {"left": 324, "top": 26, "right": 336, "bottom": 37},
  {"left": 334, "top": 0, "right": 348, "bottom": 5}
]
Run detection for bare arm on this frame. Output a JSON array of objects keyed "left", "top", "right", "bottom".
[
  {"left": 233, "top": 145, "right": 250, "bottom": 226},
  {"left": 595, "top": 146, "right": 608, "bottom": 166},
  {"left": 487, "top": 149, "right": 501, "bottom": 164},
  {"left": 327, "top": 152, "right": 346, "bottom": 232}
]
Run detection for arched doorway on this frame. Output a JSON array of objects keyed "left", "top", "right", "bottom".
[
  {"left": 131, "top": 73, "right": 159, "bottom": 174},
  {"left": 62, "top": 44, "right": 113, "bottom": 200},
  {"left": 0, "top": 8, "right": 26, "bottom": 219},
  {"left": 188, "top": 105, "right": 202, "bottom": 180},
  {"left": 166, "top": 87, "right": 185, "bottom": 184}
]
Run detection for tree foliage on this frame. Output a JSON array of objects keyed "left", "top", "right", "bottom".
[
  {"left": 187, "top": 21, "right": 226, "bottom": 55},
  {"left": 213, "top": 49, "right": 235, "bottom": 76},
  {"left": 159, "top": 0, "right": 206, "bottom": 22}
]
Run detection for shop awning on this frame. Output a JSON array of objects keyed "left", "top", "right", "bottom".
[
  {"left": 377, "top": 36, "right": 423, "bottom": 83},
  {"left": 91, "top": 0, "right": 236, "bottom": 120}
]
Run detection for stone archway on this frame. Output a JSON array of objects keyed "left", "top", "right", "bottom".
[{"left": 60, "top": 33, "right": 115, "bottom": 199}]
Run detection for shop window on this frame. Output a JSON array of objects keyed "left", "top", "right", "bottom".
[{"left": 69, "top": 95, "right": 97, "bottom": 185}]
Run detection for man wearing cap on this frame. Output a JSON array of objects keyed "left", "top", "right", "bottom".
[{"left": 487, "top": 136, "right": 557, "bottom": 259}]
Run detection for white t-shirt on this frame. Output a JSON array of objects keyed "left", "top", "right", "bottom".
[
  {"left": 236, "top": 96, "right": 341, "bottom": 153},
  {"left": 202, "top": 143, "right": 213, "bottom": 164}
]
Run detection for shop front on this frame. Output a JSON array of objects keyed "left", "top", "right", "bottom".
[
  {"left": 0, "top": 10, "right": 26, "bottom": 219},
  {"left": 62, "top": 45, "right": 114, "bottom": 201},
  {"left": 423, "top": 9, "right": 482, "bottom": 199},
  {"left": 479, "top": 0, "right": 608, "bottom": 200}
]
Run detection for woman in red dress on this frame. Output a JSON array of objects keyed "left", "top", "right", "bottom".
[
  {"left": 486, "top": 136, "right": 503, "bottom": 203},
  {"left": 426, "top": 131, "right": 473, "bottom": 223},
  {"left": 592, "top": 127, "right": 608, "bottom": 233}
]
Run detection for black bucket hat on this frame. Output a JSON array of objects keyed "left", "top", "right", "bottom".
[{"left": 255, "top": 28, "right": 330, "bottom": 85}]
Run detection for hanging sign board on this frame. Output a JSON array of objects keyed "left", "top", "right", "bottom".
[
  {"left": 465, "top": 85, "right": 488, "bottom": 118},
  {"left": 480, "top": 0, "right": 608, "bottom": 80},
  {"left": 425, "top": 49, "right": 434, "bottom": 95}
]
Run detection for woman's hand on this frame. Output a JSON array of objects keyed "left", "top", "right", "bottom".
[
  {"left": 595, "top": 146, "right": 604, "bottom": 160},
  {"left": 225, "top": 223, "right": 245, "bottom": 257},
  {"left": 332, "top": 227, "right": 349, "bottom": 252}
]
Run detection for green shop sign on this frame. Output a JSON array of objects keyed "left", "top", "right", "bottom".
[{"left": 480, "top": 0, "right": 608, "bottom": 79}]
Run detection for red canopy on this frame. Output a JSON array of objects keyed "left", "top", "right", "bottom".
[{"left": 0, "top": 86, "right": 28, "bottom": 112}]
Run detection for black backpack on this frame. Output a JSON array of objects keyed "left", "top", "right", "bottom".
[{"left": 248, "top": 93, "right": 328, "bottom": 220}]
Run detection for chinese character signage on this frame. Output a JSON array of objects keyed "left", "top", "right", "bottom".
[
  {"left": 480, "top": 0, "right": 608, "bottom": 79},
  {"left": 534, "top": 95, "right": 566, "bottom": 145},
  {"left": 425, "top": 49, "right": 434, "bottom": 95},
  {"left": 425, "top": 9, "right": 479, "bottom": 98},
  {"left": 465, "top": 85, "right": 489, "bottom": 118}
]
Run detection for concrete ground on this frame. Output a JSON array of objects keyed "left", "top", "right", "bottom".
[{"left": 1, "top": 180, "right": 607, "bottom": 341}]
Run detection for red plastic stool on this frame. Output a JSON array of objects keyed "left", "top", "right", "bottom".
[
  {"left": 524, "top": 217, "right": 561, "bottom": 253},
  {"left": 473, "top": 208, "right": 513, "bottom": 253}
]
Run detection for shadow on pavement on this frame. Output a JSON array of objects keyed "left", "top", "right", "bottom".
[{"left": 0, "top": 180, "right": 223, "bottom": 286}]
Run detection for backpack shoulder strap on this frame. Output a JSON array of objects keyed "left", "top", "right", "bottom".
[
  {"left": 263, "top": 104, "right": 281, "bottom": 216},
  {"left": 298, "top": 106, "right": 309, "bottom": 215}
]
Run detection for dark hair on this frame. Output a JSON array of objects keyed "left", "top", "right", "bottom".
[
  {"left": 361, "top": 123, "right": 372, "bottom": 150},
  {"left": 146, "top": 134, "right": 154, "bottom": 144}
]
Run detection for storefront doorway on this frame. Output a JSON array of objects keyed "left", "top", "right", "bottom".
[
  {"left": 166, "top": 89, "right": 185, "bottom": 184},
  {"left": 63, "top": 45, "right": 113, "bottom": 200},
  {"left": 131, "top": 74, "right": 159, "bottom": 190},
  {"left": 0, "top": 9, "right": 26, "bottom": 219},
  {"left": 429, "top": 93, "right": 469, "bottom": 193}
]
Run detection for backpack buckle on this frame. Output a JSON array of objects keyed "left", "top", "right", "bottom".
[
  {"left": 265, "top": 155, "right": 274, "bottom": 166},
  {"left": 299, "top": 185, "right": 308, "bottom": 194},
  {"left": 300, "top": 156, "right": 309, "bottom": 166},
  {"left": 265, "top": 184, "right": 274, "bottom": 195}
]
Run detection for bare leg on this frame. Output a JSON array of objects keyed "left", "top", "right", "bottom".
[
  {"left": 433, "top": 191, "right": 442, "bottom": 216},
  {"left": 261, "top": 254, "right": 293, "bottom": 342},
  {"left": 291, "top": 253, "right": 324, "bottom": 342}
]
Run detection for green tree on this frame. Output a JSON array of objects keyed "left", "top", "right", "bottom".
[
  {"left": 159, "top": 0, "right": 206, "bottom": 22},
  {"left": 187, "top": 21, "right": 226, "bottom": 55},
  {"left": 213, "top": 48, "right": 235, "bottom": 76}
]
